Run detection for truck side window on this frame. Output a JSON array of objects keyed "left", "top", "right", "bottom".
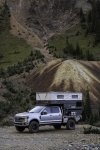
[
  {"left": 51, "top": 107, "right": 60, "bottom": 113},
  {"left": 44, "top": 107, "right": 51, "bottom": 114}
]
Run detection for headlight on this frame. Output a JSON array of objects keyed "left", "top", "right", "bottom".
[{"left": 24, "top": 116, "right": 29, "bottom": 122}]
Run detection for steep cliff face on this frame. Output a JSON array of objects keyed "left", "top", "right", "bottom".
[{"left": 7, "top": 0, "right": 91, "bottom": 41}]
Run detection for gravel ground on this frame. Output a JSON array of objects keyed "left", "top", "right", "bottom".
[{"left": 0, "top": 125, "right": 100, "bottom": 150}]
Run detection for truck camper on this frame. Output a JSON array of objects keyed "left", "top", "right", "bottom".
[{"left": 14, "top": 92, "right": 83, "bottom": 133}]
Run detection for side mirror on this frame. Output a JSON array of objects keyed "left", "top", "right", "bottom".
[{"left": 41, "top": 110, "right": 47, "bottom": 115}]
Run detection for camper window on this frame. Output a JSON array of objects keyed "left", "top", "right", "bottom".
[
  {"left": 57, "top": 95, "right": 64, "bottom": 99},
  {"left": 72, "top": 95, "right": 78, "bottom": 99}
]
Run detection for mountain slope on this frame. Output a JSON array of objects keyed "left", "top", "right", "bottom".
[
  {"left": 27, "top": 60, "right": 100, "bottom": 106},
  {"left": 5, "top": 0, "right": 93, "bottom": 62},
  {"left": 7, "top": 0, "right": 91, "bottom": 41}
]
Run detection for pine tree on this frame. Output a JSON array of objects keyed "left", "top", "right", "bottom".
[
  {"left": 87, "top": 10, "right": 92, "bottom": 23},
  {"left": 85, "top": 49, "right": 94, "bottom": 61},
  {"left": 64, "top": 36, "right": 73, "bottom": 57},
  {"left": 87, "top": 0, "right": 100, "bottom": 34},
  {"left": 80, "top": 8, "right": 85, "bottom": 23},
  {"left": 75, "top": 43, "right": 81, "bottom": 59},
  {"left": 95, "top": 20, "right": 100, "bottom": 44},
  {"left": 84, "top": 89, "right": 92, "bottom": 121}
]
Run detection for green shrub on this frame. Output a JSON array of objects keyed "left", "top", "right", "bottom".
[
  {"left": 83, "top": 126, "right": 100, "bottom": 134},
  {"left": 2, "top": 80, "right": 16, "bottom": 93},
  {"left": 0, "top": 53, "right": 4, "bottom": 59},
  {"left": 0, "top": 68, "right": 6, "bottom": 78},
  {"left": 93, "top": 121, "right": 100, "bottom": 127},
  {"left": 2, "top": 92, "right": 12, "bottom": 99},
  {"left": 0, "top": 101, "right": 11, "bottom": 115},
  {"left": 30, "top": 92, "right": 36, "bottom": 101},
  {"left": 0, "top": 118, "right": 13, "bottom": 126}
]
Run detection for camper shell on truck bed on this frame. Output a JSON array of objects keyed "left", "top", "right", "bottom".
[{"left": 36, "top": 92, "right": 83, "bottom": 116}]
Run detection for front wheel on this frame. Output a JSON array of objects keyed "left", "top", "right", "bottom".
[
  {"left": 29, "top": 121, "right": 39, "bottom": 133},
  {"left": 66, "top": 119, "right": 75, "bottom": 130},
  {"left": 15, "top": 126, "right": 25, "bottom": 132}
]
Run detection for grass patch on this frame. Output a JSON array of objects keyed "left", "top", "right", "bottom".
[{"left": 0, "top": 31, "right": 32, "bottom": 68}]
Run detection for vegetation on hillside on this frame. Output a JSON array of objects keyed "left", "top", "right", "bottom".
[
  {"left": 83, "top": 126, "right": 100, "bottom": 134},
  {"left": 83, "top": 89, "right": 100, "bottom": 127},
  {"left": 0, "top": 50, "right": 45, "bottom": 77},
  {"left": 48, "top": 0, "right": 100, "bottom": 61},
  {"left": 0, "top": 2, "right": 34, "bottom": 68},
  {"left": 0, "top": 3, "right": 45, "bottom": 125},
  {"left": 84, "top": 0, "right": 100, "bottom": 44},
  {"left": 0, "top": 79, "right": 36, "bottom": 126}
]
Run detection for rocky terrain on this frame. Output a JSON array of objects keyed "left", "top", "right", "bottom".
[
  {"left": 0, "top": 125, "right": 100, "bottom": 150},
  {"left": 6, "top": 0, "right": 91, "bottom": 46}
]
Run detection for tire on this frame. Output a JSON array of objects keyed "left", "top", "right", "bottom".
[
  {"left": 29, "top": 121, "right": 39, "bottom": 133},
  {"left": 66, "top": 119, "right": 75, "bottom": 130},
  {"left": 53, "top": 125, "right": 61, "bottom": 130},
  {"left": 15, "top": 126, "right": 25, "bottom": 132}
]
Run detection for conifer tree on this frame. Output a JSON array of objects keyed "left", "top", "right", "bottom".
[
  {"left": 95, "top": 20, "right": 100, "bottom": 44},
  {"left": 80, "top": 8, "right": 85, "bottom": 23},
  {"left": 84, "top": 89, "right": 92, "bottom": 121},
  {"left": 86, "top": 50, "right": 94, "bottom": 60}
]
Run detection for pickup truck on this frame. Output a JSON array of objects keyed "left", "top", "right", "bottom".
[{"left": 14, "top": 105, "right": 81, "bottom": 133}]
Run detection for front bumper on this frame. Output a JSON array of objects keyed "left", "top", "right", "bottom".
[{"left": 14, "top": 122, "right": 29, "bottom": 127}]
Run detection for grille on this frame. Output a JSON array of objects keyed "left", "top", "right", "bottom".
[{"left": 15, "top": 117, "right": 24, "bottom": 122}]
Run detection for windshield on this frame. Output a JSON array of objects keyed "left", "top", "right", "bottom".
[{"left": 29, "top": 106, "right": 44, "bottom": 113}]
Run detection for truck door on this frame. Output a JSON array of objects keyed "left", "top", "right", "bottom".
[
  {"left": 40, "top": 107, "right": 52, "bottom": 124},
  {"left": 51, "top": 106, "right": 62, "bottom": 123}
]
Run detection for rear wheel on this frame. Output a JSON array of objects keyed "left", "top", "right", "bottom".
[
  {"left": 66, "top": 119, "right": 75, "bottom": 130},
  {"left": 53, "top": 125, "right": 61, "bottom": 130},
  {"left": 29, "top": 121, "right": 39, "bottom": 133},
  {"left": 15, "top": 126, "right": 25, "bottom": 132}
]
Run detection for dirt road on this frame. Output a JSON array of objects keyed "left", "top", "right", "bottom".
[{"left": 0, "top": 125, "right": 100, "bottom": 150}]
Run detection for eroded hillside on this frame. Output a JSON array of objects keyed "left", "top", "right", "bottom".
[
  {"left": 7, "top": 0, "right": 91, "bottom": 42},
  {"left": 27, "top": 60, "right": 100, "bottom": 107}
]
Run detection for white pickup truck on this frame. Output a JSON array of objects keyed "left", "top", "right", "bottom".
[{"left": 14, "top": 105, "right": 82, "bottom": 133}]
